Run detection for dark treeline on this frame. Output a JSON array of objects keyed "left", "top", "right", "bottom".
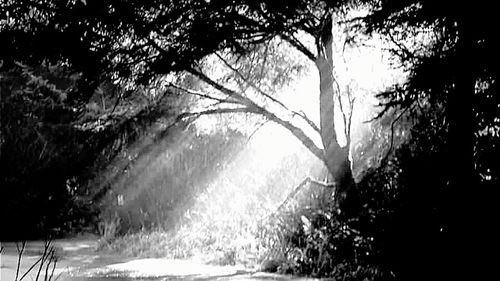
[{"left": 0, "top": 62, "right": 187, "bottom": 239}]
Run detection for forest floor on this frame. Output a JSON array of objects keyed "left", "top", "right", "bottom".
[{"left": 1, "top": 237, "right": 317, "bottom": 281}]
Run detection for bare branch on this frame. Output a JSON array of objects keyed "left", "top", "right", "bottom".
[
  {"left": 17, "top": 240, "right": 57, "bottom": 281},
  {"left": 271, "top": 176, "right": 335, "bottom": 217},
  {"left": 365, "top": 104, "right": 392, "bottom": 123},
  {"left": 292, "top": 110, "right": 320, "bottom": 134},
  {"left": 35, "top": 240, "right": 50, "bottom": 281},
  {"left": 337, "top": 90, "right": 349, "bottom": 140},
  {"left": 48, "top": 258, "right": 58, "bottom": 281},
  {"left": 19, "top": 256, "right": 42, "bottom": 281},
  {"left": 309, "top": 178, "right": 336, "bottom": 188},
  {"left": 257, "top": 44, "right": 269, "bottom": 82},
  {"left": 347, "top": 97, "right": 355, "bottom": 149},
  {"left": 273, "top": 177, "right": 311, "bottom": 215},
  {"left": 176, "top": 107, "right": 260, "bottom": 122},
  {"left": 280, "top": 34, "right": 317, "bottom": 61},
  {"left": 15, "top": 241, "right": 26, "bottom": 281},
  {"left": 261, "top": 110, "right": 325, "bottom": 162},
  {"left": 332, "top": 77, "right": 352, "bottom": 147},
  {"left": 387, "top": 31, "right": 416, "bottom": 62},
  {"left": 380, "top": 106, "right": 411, "bottom": 165},
  {"left": 246, "top": 119, "right": 271, "bottom": 144}
]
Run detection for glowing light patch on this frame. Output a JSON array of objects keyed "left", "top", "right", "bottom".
[{"left": 103, "top": 258, "right": 245, "bottom": 278}]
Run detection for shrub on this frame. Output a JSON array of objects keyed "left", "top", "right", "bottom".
[{"left": 257, "top": 182, "right": 389, "bottom": 280}]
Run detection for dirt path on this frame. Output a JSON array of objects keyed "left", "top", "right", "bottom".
[
  {"left": 1, "top": 237, "right": 121, "bottom": 280},
  {"left": 2, "top": 238, "right": 317, "bottom": 281}
]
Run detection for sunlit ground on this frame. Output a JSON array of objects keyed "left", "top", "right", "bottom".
[{"left": 87, "top": 258, "right": 246, "bottom": 278}]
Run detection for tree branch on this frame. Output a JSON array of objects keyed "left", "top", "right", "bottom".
[
  {"left": 380, "top": 105, "right": 411, "bottom": 165},
  {"left": 186, "top": 68, "right": 325, "bottom": 162},
  {"left": 347, "top": 97, "right": 355, "bottom": 149},
  {"left": 271, "top": 176, "right": 335, "bottom": 217},
  {"left": 246, "top": 119, "right": 270, "bottom": 144},
  {"left": 259, "top": 109, "right": 325, "bottom": 162},
  {"left": 168, "top": 83, "right": 243, "bottom": 105},
  {"left": 337, "top": 89, "right": 349, "bottom": 140},
  {"left": 280, "top": 34, "right": 317, "bottom": 61},
  {"left": 214, "top": 52, "right": 290, "bottom": 110},
  {"left": 387, "top": 31, "right": 416, "bottom": 63},
  {"left": 214, "top": 52, "right": 320, "bottom": 135},
  {"left": 175, "top": 107, "right": 259, "bottom": 122},
  {"left": 15, "top": 241, "right": 26, "bottom": 281},
  {"left": 188, "top": 67, "right": 257, "bottom": 107},
  {"left": 292, "top": 110, "right": 320, "bottom": 134}
]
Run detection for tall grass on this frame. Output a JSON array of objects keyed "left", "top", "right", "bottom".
[{"left": 98, "top": 123, "right": 326, "bottom": 268}]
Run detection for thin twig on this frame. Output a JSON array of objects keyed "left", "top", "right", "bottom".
[
  {"left": 246, "top": 119, "right": 270, "bottom": 144},
  {"left": 38, "top": 141, "right": 48, "bottom": 160},
  {"left": 44, "top": 249, "right": 55, "bottom": 281},
  {"left": 168, "top": 83, "right": 242, "bottom": 105},
  {"left": 214, "top": 52, "right": 290, "bottom": 110},
  {"left": 176, "top": 107, "right": 259, "bottom": 122},
  {"left": 272, "top": 176, "right": 335, "bottom": 217},
  {"left": 274, "top": 177, "right": 312, "bottom": 215},
  {"left": 35, "top": 241, "right": 49, "bottom": 281},
  {"left": 309, "top": 178, "right": 336, "bottom": 189},
  {"left": 257, "top": 44, "right": 269, "bottom": 81},
  {"left": 280, "top": 34, "right": 317, "bottom": 61},
  {"left": 48, "top": 258, "right": 58, "bottom": 281},
  {"left": 111, "top": 92, "right": 123, "bottom": 114},
  {"left": 347, "top": 97, "right": 355, "bottom": 149},
  {"left": 292, "top": 110, "right": 320, "bottom": 134},
  {"left": 18, "top": 256, "right": 42, "bottom": 281},
  {"left": 338, "top": 90, "right": 349, "bottom": 139},
  {"left": 380, "top": 106, "right": 411, "bottom": 165},
  {"left": 15, "top": 241, "right": 26, "bottom": 281}
]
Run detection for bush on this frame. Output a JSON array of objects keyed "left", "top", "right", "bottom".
[
  {"left": 257, "top": 182, "right": 389, "bottom": 280},
  {"left": 100, "top": 126, "right": 325, "bottom": 267}
]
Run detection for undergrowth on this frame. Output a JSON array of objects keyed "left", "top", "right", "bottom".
[
  {"left": 95, "top": 124, "right": 396, "bottom": 280},
  {"left": 96, "top": 124, "right": 325, "bottom": 268}
]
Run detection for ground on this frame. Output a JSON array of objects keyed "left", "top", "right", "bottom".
[{"left": 1, "top": 237, "right": 318, "bottom": 281}]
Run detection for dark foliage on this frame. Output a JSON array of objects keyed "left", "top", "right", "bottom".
[
  {"left": 277, "top": 102, "right": 497, "bottom": 279},
  {"left": 357, "top": 1, "right": 498, "bottom": 278},
  {"left": 0, "top": 64, "right": 92, "bottom": 239},
  {"left": 0, "top": 0, "right": 324, "bottom": 89},
  {"left": 0, "top": 62, "right": 183, "bottom": 240}
]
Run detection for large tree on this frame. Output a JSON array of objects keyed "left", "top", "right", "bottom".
[{"left": 1, "top": 0, "right": 363, "bottom": 204}]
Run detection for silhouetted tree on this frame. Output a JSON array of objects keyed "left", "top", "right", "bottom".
[{"left": 1, "top": 0, "right": 363, "bottom": 208}]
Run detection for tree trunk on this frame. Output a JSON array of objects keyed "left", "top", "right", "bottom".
[{"left": 315, "top": 15, "right": 356, "bottom": 209}]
